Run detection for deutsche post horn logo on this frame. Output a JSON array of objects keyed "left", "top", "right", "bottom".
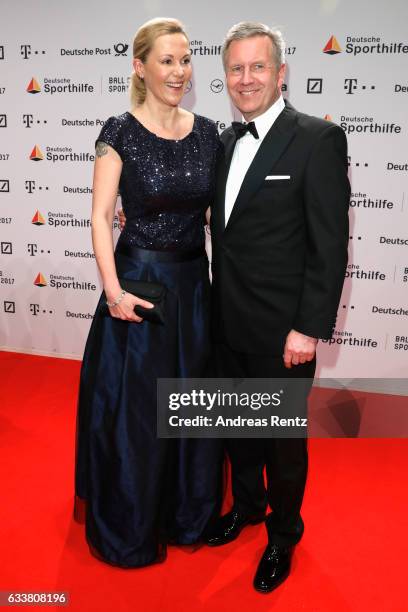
[
  {"left": 27, "top": 77, "right": 41, "bottom": 94},
  {"left": 113, "top": 43, "right": 128, "bottom": 56},
  {"left": 323, "top": 36, "right": 342, "bottom": 55},
  {"left": 34, "top": 272, "right": 47, "bottom": 287}
]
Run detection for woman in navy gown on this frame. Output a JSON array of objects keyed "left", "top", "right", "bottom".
[{"left": 74, "top": 18, "right": 222, "bottom": 568}]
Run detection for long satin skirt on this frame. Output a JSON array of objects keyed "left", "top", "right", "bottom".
[{"left": 74, "top": 246, "right": 223, "bottom": 568}]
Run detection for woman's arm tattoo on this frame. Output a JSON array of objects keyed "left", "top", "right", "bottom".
[{"left": 96, "top": 142, "right": 109, "bottom": 157}]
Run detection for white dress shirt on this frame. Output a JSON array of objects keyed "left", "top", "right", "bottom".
[{"left": 224, "top": 95, "right": 285, "bottom": 226}]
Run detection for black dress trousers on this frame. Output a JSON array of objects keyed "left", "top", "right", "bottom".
[{"left": 214, "top": 342, "right": 316, "bottom": 547}]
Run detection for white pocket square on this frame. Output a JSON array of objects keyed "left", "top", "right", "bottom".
[{"left": 265, "top": 175, "right": 291, "bottom": 180}]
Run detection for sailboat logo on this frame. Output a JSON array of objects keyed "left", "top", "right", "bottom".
[{"left": 323, "top": 36, "right": 342, "bottom": 55}]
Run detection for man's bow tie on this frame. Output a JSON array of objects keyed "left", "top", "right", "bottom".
[{"left": 231, "top": 121, "right": 259, "bottom": 140}]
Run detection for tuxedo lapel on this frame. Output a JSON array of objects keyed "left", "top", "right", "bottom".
[
  {"left": 225, "top": 104, "right": 298, "bottom": 231},
  {"left": 214, "top": 128, "right": 236, "bottom": 233}
]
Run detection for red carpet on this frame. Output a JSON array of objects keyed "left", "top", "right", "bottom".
[{"left": 0, "top": 351, "right": 406, "bottom": 611}]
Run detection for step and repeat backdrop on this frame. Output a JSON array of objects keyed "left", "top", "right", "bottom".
[{"left": 1, "top": 0, "right": 407, "bottom": 380}]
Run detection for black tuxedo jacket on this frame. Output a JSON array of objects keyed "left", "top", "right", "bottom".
[{"left": 210, "top": 101, "right": 350, "bottom": 355}]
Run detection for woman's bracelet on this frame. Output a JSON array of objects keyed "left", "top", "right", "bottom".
[{"left": 106, "top": 289, "right": 127, "bottom": 308}]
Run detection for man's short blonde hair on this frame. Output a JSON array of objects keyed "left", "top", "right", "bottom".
[{"left": 222, "top": 21, "right": 285, "bottom": 71}]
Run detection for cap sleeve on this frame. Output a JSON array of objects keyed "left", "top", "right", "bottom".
[{"left": 95, "top": 116, "right": 123, "bottom": 158}]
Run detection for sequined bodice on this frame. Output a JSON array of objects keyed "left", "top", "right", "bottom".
[{"left": 96, "top": 112, "right": 219, "bottom": 251}]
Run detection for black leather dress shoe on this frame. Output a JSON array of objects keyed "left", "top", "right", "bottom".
[
  {"left": 205, "top": 510, "right": 265, "bottom": 547},
  {"left": 253, "top": 544, "right": 293, "bottom": 593}
]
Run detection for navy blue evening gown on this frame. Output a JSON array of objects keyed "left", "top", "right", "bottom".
[{"left": 74, "top": 112, "right": 222, "bottom": 567}]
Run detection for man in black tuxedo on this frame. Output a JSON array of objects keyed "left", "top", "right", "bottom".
[{"left": 206, "top": 22, "right": 350, "bottom": 593}]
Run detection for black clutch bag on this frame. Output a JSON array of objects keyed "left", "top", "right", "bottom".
[{"left": 102, "top": 278, "right": 167, "bottom": 324}]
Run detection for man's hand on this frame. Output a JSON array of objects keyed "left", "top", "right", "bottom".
[
  {"left": 117, "top": 208, "right": 126, "bottom": 231},
  {"left": 283, "top": 329, "right": 317, "bottom": 368}
]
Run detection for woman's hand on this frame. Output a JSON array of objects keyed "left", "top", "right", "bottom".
[
  {"left": 107, "top": 291, "right": 154, "bottom": 323},
  {"left": 117, "top": 208, "right": 126, "bottom": 231}
]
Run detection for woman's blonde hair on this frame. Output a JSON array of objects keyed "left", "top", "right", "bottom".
[{"left": 129, "top": 17, "right": 189, "bottom": 107}]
